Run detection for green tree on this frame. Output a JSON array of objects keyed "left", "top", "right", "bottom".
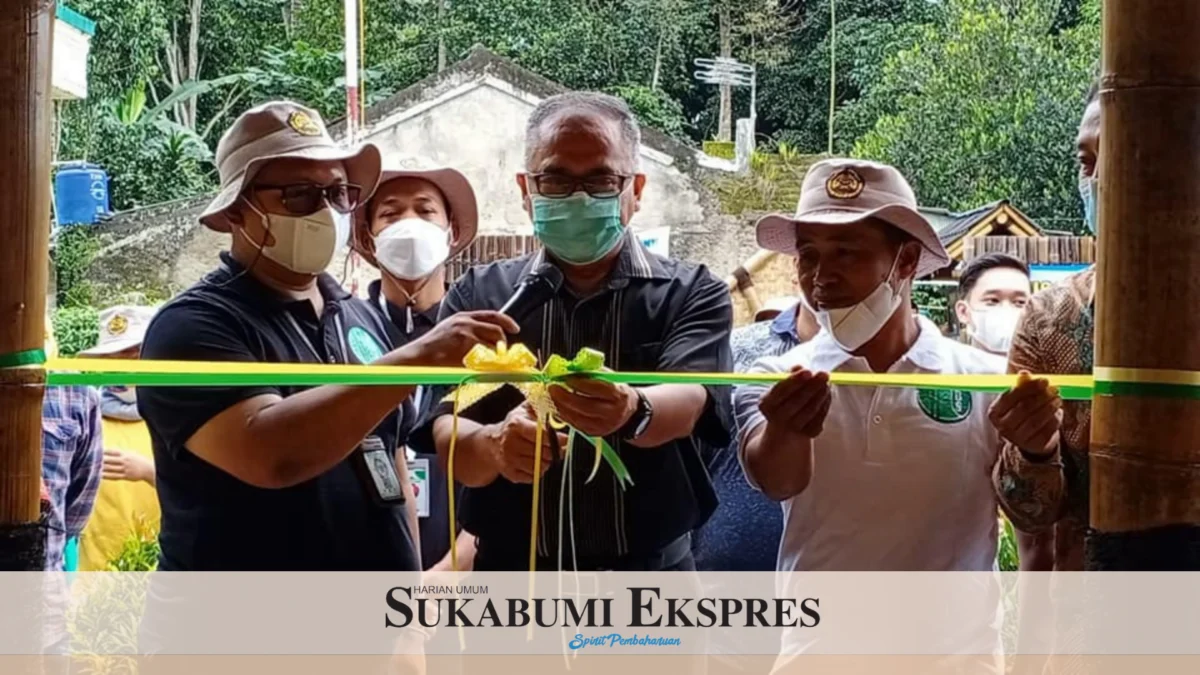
[
  {"left": 848, "top": 0, "right": 1100, "bottom": 226},
  {"left": 756, "top": 0, "right": 944, "bottom": 152}
]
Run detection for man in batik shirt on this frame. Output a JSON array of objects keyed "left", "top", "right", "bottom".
[{"left": 989, "top": 84, "right": 1100, "bottom": 572}]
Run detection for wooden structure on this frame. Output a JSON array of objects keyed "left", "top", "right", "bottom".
[
  {"left": 1089, "top": 0, "right": 1200, "bottom": 570},
  {"left": 962, "top": 235, "right": 1097, "bottom": 267},
  {"left": 447, "top": 234, "right": 540, "bottom": 283},
  {"left": 921, "top": 200, "right": 1043, "bottom": 268},
  {"left": 0, "top": 0, "right": 55, "bottom": 570}
]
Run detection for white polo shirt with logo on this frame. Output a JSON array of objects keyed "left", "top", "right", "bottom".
[
  {"left": 734, "top": 315, "right": 1007, "bottom": 573},
  {"left": 735, "top": 317, "right": 1007, "bottom": 665}
]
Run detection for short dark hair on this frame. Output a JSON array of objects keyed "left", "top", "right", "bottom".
[
  {"left": 1086, "top": 79, "right": 1100, "bottom": 106},
  {"left": 524, "top": 91, "right": 641, "bottom": 169},
  {"left": 958, "top": 253, "right": 1031, "bottom": 297}
]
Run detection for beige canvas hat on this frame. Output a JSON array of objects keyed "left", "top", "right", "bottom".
[
  {"left": 353, "top": 154, "right": 479, "bottom": 266},
  {"left": 755, "top": 158, "right": 951, "bottom": 279},
  {"left": 79, "top": 305, "right": 157, "bottom": 355},
  {"left": 200, "top": 101, "right": 382, "bottom": 231}
]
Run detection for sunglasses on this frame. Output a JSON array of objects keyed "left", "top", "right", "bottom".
[{"left": 251, "top": 183, "right": 363, "bottom": 216}]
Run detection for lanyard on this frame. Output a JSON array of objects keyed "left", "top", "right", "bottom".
[
  {"left": 378, "top": 293, "right": 415, "bottom": 334},
  {"left": 377, "top": 294, "right": 424, "bottom": 411},
  {"left": 283, "top": 311, "right": 348, "bottom": 365}
]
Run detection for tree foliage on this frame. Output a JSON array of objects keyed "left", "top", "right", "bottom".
[
  {"left": 848, "top": 0, "right": 1100, "bottom": 227},
  {"left": 57, "top": 0, "right": 1101, "bottom": 227}
]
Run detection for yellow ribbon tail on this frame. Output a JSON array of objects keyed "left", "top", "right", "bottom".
[
  {"left": 586, "top": 435, "right": 603, "bottom": 484},
  {"left": 447, "top": 387, "right": 462, "bottom": 574}
]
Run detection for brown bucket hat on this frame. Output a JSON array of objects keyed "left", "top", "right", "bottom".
[
  {"left": 200, "top": 101, "right": 382, "bottom": 231},
  {"left": 755, "top": 158, "right": 951, "bottom": 279},
  {"left": 352, "top": 154, "right": 479, "bottom": 267}
]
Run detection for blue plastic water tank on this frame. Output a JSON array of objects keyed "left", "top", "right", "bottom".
[{"left": 54, "top": 162, "right": 110, "bottom": 226}]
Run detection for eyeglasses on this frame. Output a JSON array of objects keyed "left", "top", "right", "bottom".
[
  {"left": 252, "top": 183, "right": 363, "bottom": 216},
  {"left": 527, "top": 173, "right": 631, "bottom": 199}
]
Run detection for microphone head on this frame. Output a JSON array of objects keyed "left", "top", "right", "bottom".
[
  {"left": 530, "top": 262, "right": 564, "bottom": 293},
  {"left": 498, "top": 262, "right": 564, "bottom": 324}
]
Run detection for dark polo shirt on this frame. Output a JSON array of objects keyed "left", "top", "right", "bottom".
[
  {"left": 366, "top": 279, "right": 461, "bottom": 571},
  {"left": 410, "top": 233, "right": 733, "bottom": 568},
  {"left": 138, "top": 253, "right": 419, "bottom": 572}
]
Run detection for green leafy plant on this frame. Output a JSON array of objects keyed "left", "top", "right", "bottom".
[
  {"left": 106, "top": 519, "right": 161, "bottom": 572},
  {"left": 706, "top": 149, "right": 822, "bottom": 215},
  {"left": 52, "top": 307, "right": 100, "bottom": 356},
  {"left": 912, "top": 283, "right": 951, "bottom": 330},
  {"left": 53, "top": 226, "right": 100, "bottom": 307},
  {"left": 611, "top": 84, "right": 690, "bottom": 140},
  {"left": 703, "top": 140, "right": 736, "bottom": 160}
]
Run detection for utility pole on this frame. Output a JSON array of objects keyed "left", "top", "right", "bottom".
[
  {"left": 1089, "top": 0, "right": 1200, "bottom": 570},
  {"left": 343, "top": 0, "right": 360, "bottom": 142}
]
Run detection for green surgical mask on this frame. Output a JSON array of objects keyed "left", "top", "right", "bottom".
[{"left": 531, "top": 193, "right": 625, "bottom": 265}]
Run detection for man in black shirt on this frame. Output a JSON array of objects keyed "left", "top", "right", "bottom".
[
  {"left": 412, "top": 92, "right": 733, "bottom": 571},
  {"left": 136, "top": 102, "right": 516, "bottom": 573}
]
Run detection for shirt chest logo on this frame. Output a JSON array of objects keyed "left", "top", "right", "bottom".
[
  {"left": 347, "top": 326, "right": 384, "bottom": 364},
  {"left": 916, "top": 388, "right": 973, "bottom": 424}
]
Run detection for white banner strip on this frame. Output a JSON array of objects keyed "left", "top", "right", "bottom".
[{"left": 2, "top": 572, "right": 1199, "bottom": 658}]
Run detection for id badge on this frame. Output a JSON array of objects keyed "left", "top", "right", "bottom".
[
  {"left": 407, "top": 457, "right": 430, "bottom": 518},
  {"left": 355, "top": 436, "right": 406, "bottom": 506}
]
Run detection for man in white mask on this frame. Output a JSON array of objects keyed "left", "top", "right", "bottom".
[
  {"left": 954, "top": 253, "right": 1032, "bottom": 357},
  {"left": 734, "top": 159, "right": 1006, "bottom": 669},
  {"left": 135, "top": 102, "right": 517, "bottom": 578},
  {"left": 352, "top": 156, "right": 481, "bottom": 572}
]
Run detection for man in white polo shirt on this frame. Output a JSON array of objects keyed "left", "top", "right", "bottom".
[{"left": 734, "top": 159, "right": 1004, "bottom": 667}]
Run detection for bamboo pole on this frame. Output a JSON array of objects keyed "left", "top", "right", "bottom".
[
  {"left": 0, "top": 0, "right": 53, "bottom": 548},
  {"left": 1089, "top": 0, "right": 1200, "bottom": 569}
]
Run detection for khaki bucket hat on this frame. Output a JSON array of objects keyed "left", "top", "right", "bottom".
[
  {"left": 353, "top": 154, "right": 479, "bottom": 267},
  {"left": 200, "top": 101, "right": 382, "bottom": 231},
  {"left": 78, "top": 305, "right": 157, "bottom": 355},
  {"left": 755, "top": 158, "right": 951, "bottom": 279}
]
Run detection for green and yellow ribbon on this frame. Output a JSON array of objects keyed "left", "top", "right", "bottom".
[
  {"left": 39, "top": 355, "right": 1097, "bottom": 399},
  {"left": 8, "top": 349, "right": 1200, "bottom": 576},
  {"left": 442, "top": 342, "right": 632, "bottom": 577}
]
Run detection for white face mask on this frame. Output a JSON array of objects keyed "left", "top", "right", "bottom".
[
  {"left": 241, "top": 200, "right": 350, "bottom": 275},
  {"left": 969, "top": 304, "right": 1022, "bottom": 355},
  {"left": 804, "top": 252, "right": 906, "bottom": 352},
  {"left": 374, "top": 218, "right": 451, "bottom": 281}
]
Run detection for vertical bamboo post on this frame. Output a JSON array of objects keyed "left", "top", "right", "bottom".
[
  {"left": 0, "top": 0, "right": 53, "bottom": 558},
  {"left": 1089, "top": 0, "right": 1200, "bottom": 569}
]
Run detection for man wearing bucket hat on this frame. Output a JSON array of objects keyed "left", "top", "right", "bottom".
[
  {"left": 76, "top": 305, "right": 163, "bottom": 571},
  {"left": 735, "top": 158, "right": 1007, "bottom": 570},
  {"left": 734, "top": 159, "right": 1006, "bottom": 666},
  {"left": 352, "top": 155, "right": 482, "bottom": 572},
  {"left": 135, "top": 101, "right": 517, "bottom": 573}
]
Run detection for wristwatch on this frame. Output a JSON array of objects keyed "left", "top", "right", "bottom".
[{"left": 620, "top": 388, "right": 653, "bottom": 441}]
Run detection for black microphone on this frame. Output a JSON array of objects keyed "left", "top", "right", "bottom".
[{"left": 499, "top": 263, "right": 564, "bottom": 326}]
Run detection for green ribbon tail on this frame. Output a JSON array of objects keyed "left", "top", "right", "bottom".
[{"left": 577, "top": 432, "right": 633, "bottom": 489}]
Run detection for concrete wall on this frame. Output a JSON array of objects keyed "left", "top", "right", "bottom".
[
  {"left": 52, "top": 19, "right": 91, "bottom": 100},
  {"left": 359, "top": 75, "right": 707, "bottom": 238},
  {"left": 86, "top": 194, "right": 381, "bottom": 303}
]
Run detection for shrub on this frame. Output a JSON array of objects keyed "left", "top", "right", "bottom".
[
  {"left": 52, "top": 306, "right": 100, "bottom": 356},
  {"left": 703, "top": 140, "right": 736, "bottom": 160},
  {"left": 53, "top": 226, "right": 100, "bottom": 309},
  {"left": 106, "top": 519, "right": 160, "bottom": 572}
]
